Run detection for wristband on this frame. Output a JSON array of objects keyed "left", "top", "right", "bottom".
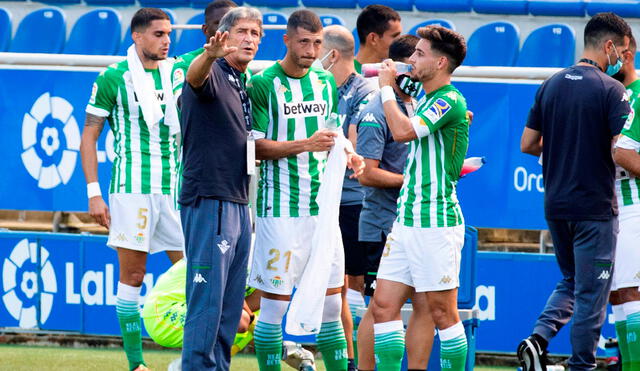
[
  {"left": 87, "top": 182, "right": 102, "bottom": 199},
  {"left": 380, "top": 85, "right": 395, "bottom": 103}
]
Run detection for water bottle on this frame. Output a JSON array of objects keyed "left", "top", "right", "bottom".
[
  {"left": 325, "top": 112, "right": 340, "bottom": 131},
  {"left": 460, "top": 157, "right": 486, "bottom": 176},
  {"left": 361, "top": 62, "right": 412, "bottom": 78}
]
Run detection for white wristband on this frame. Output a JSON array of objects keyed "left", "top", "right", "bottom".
[
  {"left": 380, "top": 85, "right": 395, "bottom": 103},
  {"left": 87, "top": 182, "right": 102, "bottom": 199}
]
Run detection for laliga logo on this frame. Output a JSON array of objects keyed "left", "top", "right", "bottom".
[
  {"left": 2, "top": 239, "right": 57, "bottom": 328},
  {"left": 21, "top": 93, "right": 81, "bottom": 189}
]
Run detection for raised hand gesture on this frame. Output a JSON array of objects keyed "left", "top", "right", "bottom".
[{"left": 204, "top": 31, "right": 238, "bottom": 59}]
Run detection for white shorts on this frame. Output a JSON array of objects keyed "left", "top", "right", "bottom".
[
  {"left": 107, "top": 193, "right": 184, "bottom": 254},
  {"left": 612, "top": 203, "right": 640, "bottom": 290},
  {"left": 377, "top": 222, "right": 465, "bottom": 292},
  {"left": 249, "top": 216, "right": 345, "bottom": 295}
]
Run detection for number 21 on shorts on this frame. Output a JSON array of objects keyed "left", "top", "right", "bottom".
[{"left": 266, "top": 248, "right": 292, "bottom": 272}]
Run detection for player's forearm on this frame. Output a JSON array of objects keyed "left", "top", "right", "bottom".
[
  {"left": 359, "top": 167, "right": 403, "bottom": 188},
  {"left": 255, "top": 138, "right": 309, "bottom": 160},
  {"left": 614, "top": 148, "right": 640, "bottom": 178},
  {"left": 382, "top": 100, "right": 417, "bottom": 143},
  {"left": 186, "top": 53, "right": 216, "bottom": 89},
  {"left": 80, "top": 131, "right": 100, "bottom": 184}
]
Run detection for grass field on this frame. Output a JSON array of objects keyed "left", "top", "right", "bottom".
[{"left": 0, "top": 344, "right": 513, "bottom": 370}]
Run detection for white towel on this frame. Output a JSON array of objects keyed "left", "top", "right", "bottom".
[
  {"left": 126, "top": 44, "right": 180, "bottom": 136},
  {"left": 285, "top": 132, "right": 352, "bottom": 336}
]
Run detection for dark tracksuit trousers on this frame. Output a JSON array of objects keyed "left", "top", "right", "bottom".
[
  {"left": 181, "top": 198, "right": 251, "bottom": 371},
  {"left": 534, "top": 218, "right": 618, "bottom": 370}
]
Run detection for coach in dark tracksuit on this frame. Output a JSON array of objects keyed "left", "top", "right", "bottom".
[
  {"left": 518, "top": 13, "right": 632, "bottom": 371},
  {"left": 178, "top": 7, "right": 262, "bottom": 371}
]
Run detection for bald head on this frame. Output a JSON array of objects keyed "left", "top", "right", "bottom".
[{"left": 323, "top": 25, "right": 355, "bottom": 59}]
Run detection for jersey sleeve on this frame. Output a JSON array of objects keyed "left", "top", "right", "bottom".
[
  {"left": 247, "top": 74, "right": 271, "bottom": 138},
  {"left": 356, "top": 110, "right": 386, "bottom": 161},
  {"left": 525, "top": 83, "right": 545, "bottom": 132},
  {"left": 171, "top": 57, "right": 188, "bottom": 99},
  {"left": 410, "top": 93, "right": 461, "bottom": 138},
  {"left": 86, "top": 69, "right": 117, "bottom": 118},
  {"left": 618, "top": 94, "right": 640, "bottom": 146},
  {"left": 608, "top": 83, "right": 632, "bottom": 136}
]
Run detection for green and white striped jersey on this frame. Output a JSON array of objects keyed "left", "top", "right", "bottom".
[
  {"left": 247, "top": 63, "right": 338, "bottom": 217},
  {"left": 616, "top": 80, "right": 640, "bottom": 206},
  {"left": 398, "top": 84, "right": 469, "bottom": 228},
  {"left": 86, "top": 60, "right": 180, "bottom": 195}
]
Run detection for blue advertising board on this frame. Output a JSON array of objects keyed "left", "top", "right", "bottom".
[{"left": 0, "top": 67, "right": 546, "bottom": 229}]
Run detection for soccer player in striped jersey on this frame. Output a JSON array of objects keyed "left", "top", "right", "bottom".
[
  {"left": 611, "top": 35, "right": 640, "bottom": 371},
  {"left": 369, "top": 26, "right": 469, "bottom": 371},
  {"left": 354, "top": 5, "right": 402, "bottom": 75},
  {"left": 247, "top": 10, "right": 364, "bottom": 371},
  {"left": 80, "top": 8, "right": 183, "bottom": 371}
]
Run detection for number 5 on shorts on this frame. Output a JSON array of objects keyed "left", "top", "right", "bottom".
[
  {"left": 266, "top": 248, "right": 292, "bottom": 272},
  {"left": 137, "top": 208, "right": 148, "bottom": 230}
]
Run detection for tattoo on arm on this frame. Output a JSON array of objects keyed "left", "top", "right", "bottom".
[{"left": 85, "top": 114, "right": 106, "bottom": 131}]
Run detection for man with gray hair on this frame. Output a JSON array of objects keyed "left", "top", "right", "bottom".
[
  {"left": 320, "top": 24, "right": 375, "bottom": 371},
  {"left": 179, "top": 6, "right": 262, "bottom": 371}
]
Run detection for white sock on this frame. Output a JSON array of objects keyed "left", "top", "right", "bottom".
[
  {"left": 117, "top": 282, "right": 141, "bottom": 303},
  {"left": 322, "top": 293, "right": 342, "bottom": 323},
  {"left": 374, "top": 320, "right": 404, "bottom": 335},
  {"left": 258, "top": 297, "right": 289, "bottom": 325},
  {"left": 613, "top": 304, "right": 627, "bottom": 322},
  {"left": 622, "top": 300, "right": 640, "bottom": 316},
  {"left": 438, "top": 321, "right": 465, "bottom": 341}
]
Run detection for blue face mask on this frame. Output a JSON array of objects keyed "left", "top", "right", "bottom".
[{"left": 606, "top": 43, "right": 623, "bottom": 76}]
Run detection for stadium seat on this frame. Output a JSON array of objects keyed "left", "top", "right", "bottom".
[
  {"left": 352, "top": 27, "right": 359, "bottom": 54},
  {"left": 472, "top": 0, "right": 528, "bottom": 14},
  {"left": 85, "top": 0, "right": 134, "bottom": 5},
  {"left": 64, "top": 9, "right": 121, "bottom": 55},
  {"left": 140, "top": 0, "right": 189, "bottom": 7},
  {"left": 586, "top": 1, "right": 640, "bottom": 18},
  {"left": 636, "top": 52, "right": 640, "bottom": 69},
  {"left": 41, "top": 0, "right": 80, "bottom": 5},
  {"left": 255, "top": 12, "right": 287, "bottom": 61},
  {"left": 0, "top": 8, "right": 10, "bottom": 52},
  {"left": 409, "top": 19, "right": 456, "bottom": 36},
  {"left": 320, "top": 15, "right": 345, "bottom": 27},
  {"left": 246, "top": 0, "right": 298, "bottom": 7},
  {"left": 359, "top": 0, "right": 412, "bottom": 11},
  {"left": 9, "top": 8, "right": 66, "bottom": 54},
  {"left": 516, "top": 24, "right": 575, "bottom": 68},
  {"left": 302, "top": 0, "right": 356, "bottom": 8},
  {"left": 173, "top": 13, "right": 205, "bottom": 56},
  {"left": 118, "top": 9, "right": 177, "bottom": 56},
  {"left": 465, "top": 22, "right": 519, "bottom": 66},
  {"left": 415, "top": 0, "right": 472, "bottom": 12},
  {"left": 528, "top": 0, "right": 585, "bottom": 17}
]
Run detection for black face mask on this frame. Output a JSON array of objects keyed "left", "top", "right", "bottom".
[
  {"left": 612, "top": 70, "right": 626, "bottom": 84},
  {"left": 395, "top": 74, "right": 422, "bottom": 98}
]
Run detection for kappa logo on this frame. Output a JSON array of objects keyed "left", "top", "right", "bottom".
[
  {"left": 255, "top": 274, "right": 264, "bottom": 284},
  {"left": 218, "top": 240, "right": 231, "bottom": 254},
  {"left": 115, "top": 233, "right": 127, "bottom": 242},
  {"left": 424, "top": 98, "right": 451, "bottom": 124},
  {"left": 597, "top": 270, "right": 611, "bottom": 280},
  {"left": 361, "top": 113, "right": 377, "bottom": 123},
  {"left": 564, "top": 73, "right": 583, "bottom": 81},
  {"left": 193, "top": 273, "right": 207, "bottom": 284},
  {"left": 439, "top": 275, "right": 452, "bottom": 284},
  {"left": 282, "top": 101, "right": 327, "bottom": 119},
  {"left": 635, "top": 272, "right": 640, "bottom": 280}
]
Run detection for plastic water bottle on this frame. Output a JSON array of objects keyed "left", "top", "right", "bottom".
[
  {"left": 325, "top": 112, "right": 340, "bottom": 131},
  {"left": 361, "top": 62, "right": 412, "bottom": 78},
  {"left": 460, "top": 157, "right": 486, "bottom": 177}
]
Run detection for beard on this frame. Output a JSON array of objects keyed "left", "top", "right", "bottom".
[
  {"left": 142, "top": 49, "right": 166, "bottom": 61},
  {"left": 612, "top": 70, "right": 626, "bottom": 83}
]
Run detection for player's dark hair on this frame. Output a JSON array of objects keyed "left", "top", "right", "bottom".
[
  {"left": 389, "top": 34, "right": 419, "bottom": 62},
  {"left": 584, "top": 12, "right": 632, "bottom": 49},
  {"left": 417, "top": 26, "right": 467, "bottom": 73},
  {"left": 629, "top": 33, "right": 637, "bottom": 54},
  {"left": 131, "top": 8, "right": 170, "bottom": 33},
  {"left": 205, "top": 0, "right": 237, "bottom": 25},
  {"left": 287, "top": 10, "right": 323, "bottom": 35},
  {"left": 356, "top": 5, "right": 401, "bottom": 46}
]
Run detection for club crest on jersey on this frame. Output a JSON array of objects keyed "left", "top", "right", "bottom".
[
  {"left": 282, "top": 100, "right": 327, "bottom": 119},
  {"left": 271, "top": 275, "right": 284, "bottom": 288},
  {"left": 424, "top": 98, "right": 451, "bottom": 123}
]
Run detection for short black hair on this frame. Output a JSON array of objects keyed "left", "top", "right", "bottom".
[
  {"left": 356, "top": 5, "right": 401, "bottom": 46},
  {"left": 205, "top": 0, "right": 237, "bottom": 25},
  {"left": 131, "top": 8, "right": 170, "bottom": 33},
  {"left": 584, "top": 12, "right": 631, "bottom": 49},
  {"left": 389, "top": 34, "right": 419, "bottom": 62},
  {"left": 287, "top": 10, "right": 322, "bottom": 35},
  {"left": 417, "top": 26, "right": 467, "bottom": 73}
]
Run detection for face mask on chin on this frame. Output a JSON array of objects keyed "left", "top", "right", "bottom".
[
  {"left": 606, "top": 43, "right": 623, "bottom": 76},
  {"left": 312, "top": 49, "right": 335, "bottom": 71},
  {"left": 396, "top": 74, "right": 423, "bottom": 98}
]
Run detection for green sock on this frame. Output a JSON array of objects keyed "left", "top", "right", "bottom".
[
  {"left": 615, "top": 320, "right": 631, "bottom": 370},
  {"left": 317, "top": 321, "right": 348, "bottom": 371},
  {"left": 374, "top": 321, "right": 405, "bottom": 371},
  {"left": 116, "top": 297, "right": 145, "bottom": 370},
  {"left": 440, "top": 323, "right": 467, "bottom": 371},
  {"left": 627, "top": 311, "right": 640, "bottom": 370},
  {"left": 254, "top": 321, "right": 283, "bottom": 371}
]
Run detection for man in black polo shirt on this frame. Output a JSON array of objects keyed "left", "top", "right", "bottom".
[
  {"left": 518, "top": 12, "right": 632, "bottom": 371},
  {"left": 178, "top": 6, "right": 262, "bottom": 371}
]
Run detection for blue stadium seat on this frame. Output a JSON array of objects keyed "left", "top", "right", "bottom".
[
  {"left": 409, "top": 19, "right": 456, "bottom": 36},
  {"left": 359, "top": 0, "right": 412, "bottom": 11},
  {"left": 192, "top": 0, "right": 234, "bottom": 8},
  {"left": 516, "top": 24, "right": 575, "bottom": 68},
  {"left": 636, "top": 52, "right": 640, "bottom": 69},
  {"left": 472, "top": 0, "right": 528, "bottom": 15},
  {"left": 118, "top": 9, "right": 177, "bottom": 56},
  {"left": 0, "top": 8, "right": 10, "bottom": 52},
  {"left": 85, "top": 0, "right": 134, "bottom": 5},
  {"left": 465, "top": 22, "right": 519, "bottom": 66},
  {"left": 64, "top": 9, "right": 121, "bottom": 55},
  {"left": 255, "top": 12, "right": 287, "bottom": 61},
  {"left": 41, "top": 0, "right": 80, "bottom": 5},
  {"left": 140, "top": 0, "right": 189, "bottom": 7},
  {"left": 320, "top": 15, "right": 345, "bottom": 27},
  {"left": 528, "top": 0, "right": 585, "bottom": 17},
  {"left": 9, "top": 8, "right": 66, "bottom": 53},
  {"left": 415, "top": 0, "right": 472, "bottom": 12},
  {"left": 302, "top": 0, "right": 356, "bottom": 8},
  {"left": 586, "top": 1, "right": 640, "bottom": 18},
  {"left": 246, "top": 0, "right": 297, "bottom": 7},
  {"left": 173, "top": 13, "right": 205, "bottom": 56}
]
